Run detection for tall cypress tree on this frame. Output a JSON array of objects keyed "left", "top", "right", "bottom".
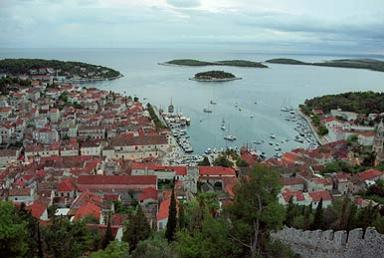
[
  {"left": 312, "top": 199, "right": 323, "bottom": 230},
  {"left": 285, "top": 196, "right": 295, "bottom": 227},
  {"left": 123, "top": 205, "right": 151, "bottom": 251},
  {"left": 165, "top": 187, "right": 177, "bottom": 242},
  {"left": 101, "top": 214, "right": 114, "bottom": 249}
]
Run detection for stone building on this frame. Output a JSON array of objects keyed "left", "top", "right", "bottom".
[{"left": 372, "top": 120, "right": 384, "bottom": 165}]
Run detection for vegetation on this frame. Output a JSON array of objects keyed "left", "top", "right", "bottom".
[
  {"left": 146, "top": 103, "right": 166, "bottom": 130},
  {"left": 265, "top": 58, "right": 384, "bottom": 72},
  {"left": 287, "top": 196, "right": 384, "bottom": 234},
  {"left": 90, "top": 241, "right": 129, "bottom": 258},
  {"left": 303, "top": 91, "right": 384, "bottom": 114},
  {"left": 266, "top": 58, "right": 306, "bottom": 65},
  {"left": 193, "top": 70, "right": 237, "bottom": 81},
  {"left": 0, "top": 58, "right": 121, "bottom": 80},
  {"left": 122, "top": 205, "right": 151, "bottom": 251},
  {"left": 164, "top": 59, "right": 268, "bottom": 68},
  {"left": 0, "top": 76, "right": 32, "bottom": 95},
  {"left": 165, "top": 187, "right": 177, "bottom": 242}
]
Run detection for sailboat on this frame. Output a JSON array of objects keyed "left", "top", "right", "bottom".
[
  {"left": 221, "top": 119, "right": 226, "bottom": 131},
  {"left": 224, "top": 123, "right": 237, "bottom": 141}
]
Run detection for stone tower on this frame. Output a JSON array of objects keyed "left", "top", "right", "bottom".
[{"left": 373, "top": 120, "right": 384, "bottom": 165}]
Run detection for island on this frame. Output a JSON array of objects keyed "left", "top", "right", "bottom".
[
  {"left": 0, "top": 58, "right": 123, "bottom": 83},
  {"left": 189, "top": 70, "right": 241, "bottom": 82},
  {"left": 160, "top": 59, "right": 268, "bottom": 68},
  {"left": 266, "top": 58, "right": 384, "bottom": 72}
]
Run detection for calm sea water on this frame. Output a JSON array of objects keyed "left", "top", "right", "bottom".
[{"left": 1, "top": 48, "right": 384, "bottom": 156}]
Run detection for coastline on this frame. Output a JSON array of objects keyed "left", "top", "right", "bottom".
[
  {"left": 189, "top": 77, "right": 242, "bottom": 82},
  {"left": 297, "top": 109, "right": 325, "bottom": 145},
  {"left": 66, "top": 74, "right": 124, "bottom": 84}
]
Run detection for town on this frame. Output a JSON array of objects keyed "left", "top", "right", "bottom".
[{"left": 0, "top": 65, "right": 384, "bottom": 257}]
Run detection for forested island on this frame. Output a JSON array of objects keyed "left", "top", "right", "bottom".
[
  {"left": 161, "top": 59, "right": 268, "bottom": 68},
  {"left": 266, "top": 58, "right": 384, "bottom": 72},
  {"left": 0, "top": 58, "right": 122, "bottom": 82},
  {"left": 301, "top": 91, "right": 384, "bottom": 114},
  {"left": 190, "top": 70, "right": 241, "bottom": 82}
]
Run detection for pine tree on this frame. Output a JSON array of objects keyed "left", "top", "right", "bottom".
[
  {"left": 312, "top": 199, "right": 323, "bottom": 230},
  {"left": 165, "top": 187, "right": 177, "bottom": 242},
  {"left": 101, "top": 215, "right": 114, "bottom": 249},
  {"left": 123, "top": 205, "right": 151, "bottom": 251},
  {"left": 285, "top": 196, "right": 295, "bottom": 227}
]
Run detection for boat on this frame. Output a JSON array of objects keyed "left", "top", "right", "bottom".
[
  {"left": 203, "top": 108, "right": 212, "bottom": 113},
  {"left": 270, "top": 134, "right": 276, "bottom": 139},
  {"left": 221, "top": 119, "right": 226, "bottom": 131},
  {"left": 253, "top": 140, "right": 262, "bottom": 144},
  {"left": 210, "top": 100, "right": 217, "bottom": 105},
  {"left": 224, "top": 123, "right": 236, "bottom": 141},
  {"left": 250, "top": 115, "right": 254, "bottom": 119},
  {"left": 224, "top": 135, "right": 237, "bottom": 141}
]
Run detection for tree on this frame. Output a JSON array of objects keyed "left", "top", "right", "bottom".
[
  {"left": 123, "top": 205, "right": 151, "bottom": 251},
  {"left": 131, "top": 233, "right": 174, "bottom": 258},
  {"left": 312, "top": 199, "right": 324, "bottom": 230},
  {"left": 213, "top": 155, "right": 234, "bottom": 168},
  {"left": 225, "top": 164, "right": 285, "bottom": 258},
  {"left": 198, "top": 156, "right": 210, "bottom": 166},
  {"left": 90, "top": 241, "right": 129, "bottom": 258},
  {"left": 43, "top": 217, "right": 97, "bottom": 258},
  {"left": 0, "top": 201, "right": 29, "bottom": 257},
  {"left": 165, "top": 187, "right": 177, "bottom": 242},
  {"left": 17, "top": 202, "right": 41, "bottom": 257},
  {"left": 101, "top": 215, "right": 114, "bottom": 249},
  {"left": 285, "top": 197, "right": 296, "bottom": 227}
]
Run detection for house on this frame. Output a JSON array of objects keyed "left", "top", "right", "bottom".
[
  {"left": 350, "top": 169, "right": 384, "bottom": 193},
  {"left": 49, "top": 108, "right": 60, "bottom": 123},
  {"left": 281, "top": 177, "right": 305, "bottom": 191},
  {"left": 0, "top": 107, "right": 12, "bottom": 120},
  {"left": 332, "top": 172, "right": 351, "bottom": 194},
  {"left": 307, "top": 177, "right": 333, "bottom": 192},
  {"left": 76, "top": 175, "right": 158, "bottom": 193},
  {"left": 78, "top": 125, "right": 105, "bottom": 140},
  {"left": 27, "top": 201, "right": 49, "bottom": 221},
  {"left": 131, "top": 162, "right": 187, "bottom": 181},
  {"left": 56, "top": 178, "right": 77, "bottom": 200},
  {"left": 0, "top": 148, "right": 20, "bottom": 167},
  {"left": 139, "top": 187, "right": 158, "bottom": 205},
  {"left": 308, "top": 190, "right": 333, "bottom": 208},
  {"left": 60, "top": 139, "right": 79, "bottom": 156},
  {"left": 102, "top": 134, "right": 169, "bottom": 161},
  {"left": 80, "top": 140, "right": 102, "bottom": 156},
  {"left": 0, "top": 122, "right": 15, "bottom": 144},
  {"left": 278, "top": 190, "right": 308, "bottom": 206},
  {"left": 9, "top": 187, "right": 36, "bottom": 204},
  {"left": 157, "top": 198, "right": 170, "bottom": 230},
  {"left": 33, "top": 127, "right": 59, "bottom": 144}
]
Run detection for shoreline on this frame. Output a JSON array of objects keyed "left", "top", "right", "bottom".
[
  {"left": 297, "top": 109, "right": 325, "bottom": 145},
  {"left": 66, "top": 74, "right": 124, "bottom": 84}
]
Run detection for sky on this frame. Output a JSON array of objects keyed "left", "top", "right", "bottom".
[{"left": 0, "top": 0, "right": 383, "bottom": 54}]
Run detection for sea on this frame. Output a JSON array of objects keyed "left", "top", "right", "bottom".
[{"left": 1, "top": 48, "right": 384, "bottom": 157}]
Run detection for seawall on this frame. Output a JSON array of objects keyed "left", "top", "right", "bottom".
[{"left": 271, "top": 227, "right": 384, "bottom": 258}]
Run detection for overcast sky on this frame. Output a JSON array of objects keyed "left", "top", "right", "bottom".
[{"left": 0, "top": 0, "right": 383, "bottom": 54}]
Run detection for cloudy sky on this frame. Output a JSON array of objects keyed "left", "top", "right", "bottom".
[{"left": 0, "top": 0, "right": 383, "bottom": 54}]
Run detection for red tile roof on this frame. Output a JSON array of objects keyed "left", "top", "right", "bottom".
[
  {"left": 282, "top": 177, "right": 305, "bottom": 186},
  {"left": 199, "top": 166, "right": 236, "bottom": 177},
  {"left": 139, "top": 187, "right": 158, "bottom": 201},
  {"left": 157, "top": 198, "right": 170, "bottom": 221},
  {"left": 311, "top": 177, "right": 332, "bottom": 185},
  {"left": 58, "top": 178, "right": 76, "bottom": 192},
  {"left": 131, "top": 162, "right": 187, "bottom": 176},
  {"left": 74, "top": 202, "right": 101, "bottom": 221},
  {"left": 282, "top": 190, "right": 305, "bottom": 202},
  {"left": 308, "top": 190, "right": 332, "bottom": 202},
  {"left": 77, "top": 175, "right": 157, "bottom": 185},
  {"left": 357, "top": 169, "right": 383, "bottom": 182},
  {"left": 27, "top": 202, "right": 47, "bottom": 220}
]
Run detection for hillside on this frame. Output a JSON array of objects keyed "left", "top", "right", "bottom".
[
  {"left": 0, "top": 58, "right": 122, "bottom": 80},
  {"left": 163, "top": 59, "right": 268, "bottom": 68},
  {"left": 265, "top": 58, "right": 384, "bottom": 72}
]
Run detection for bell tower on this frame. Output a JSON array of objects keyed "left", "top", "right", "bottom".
[{"left": 373, "top": 120, "right": 384, "bottom": 165}]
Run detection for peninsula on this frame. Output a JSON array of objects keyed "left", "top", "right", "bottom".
[
  {"left": 189, "top": 70, "right": 241, "bottom": 82},
  {"left": 266, "top": 58, "right": 384, "bottom": 72},
  {"left": 0, "top": 58, "right": 122, "bottom": 83},
  {"left": 161, "top": 59, "right": 268, "bottom": 68}
]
